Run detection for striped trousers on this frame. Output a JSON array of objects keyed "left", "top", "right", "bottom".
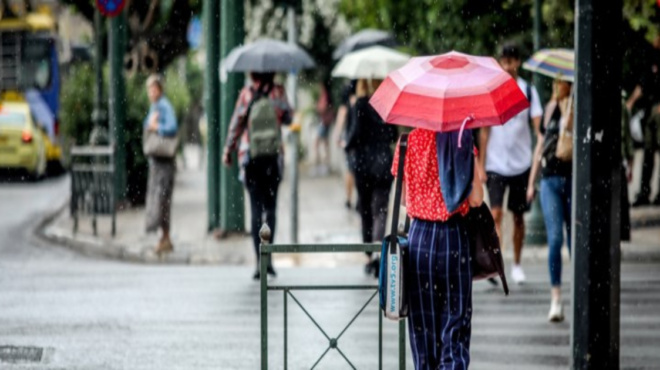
[{"left": 406, "top": 217, "right": 473, "bottom": 370}]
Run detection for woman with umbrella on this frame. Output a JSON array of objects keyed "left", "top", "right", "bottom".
[
  {"left": 371, "top": 51, "right": 529, "bottom": 368},
  {"left": 332, "top": 46, "right": 410, "bottom": 275},
  {"left": 222, "top": 39, "right": 314, "bottom": 280},
  {"left": 344, "top": 78, "right": 398, "bottom": 276},
  {"left": 523, "top": 49, "right": 575, "bottom": 322},
  {"left": 526, "top": 77, "right": 573, "bottom": 323}
]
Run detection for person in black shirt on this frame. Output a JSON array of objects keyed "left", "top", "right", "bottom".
[
  {"left": 527, "top": 79, "right": 573, "bottom": 323},
  {"left": 344, "top": 78, "right": 398, "bottom": 276},
  {"left": 627, "top": 36, "right": 660, "bottom": 206},
  {"left": 333, "top": 80, "right": 358, "bottom": 209}
]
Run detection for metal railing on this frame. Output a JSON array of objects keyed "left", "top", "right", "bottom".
[
  {"left": 70, "top": 146, "right": 115, "bottom": 236},
  {"left": 259, "top": 224, "right": 407, "bottom": 369}
]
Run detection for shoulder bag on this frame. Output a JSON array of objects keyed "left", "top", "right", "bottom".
[
  {"left": 143, "top": 129, "right": 179, "bottom": 158},
  {"left": 466, "top": 203, "right": 509, "bottom": 295},
  {"left": 379, "top": 134, "right": 410, "bottom": 320}
]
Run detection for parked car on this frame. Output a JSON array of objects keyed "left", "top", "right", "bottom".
[{"left": 0, "top": 101, "right": 47, "bottom": 179}]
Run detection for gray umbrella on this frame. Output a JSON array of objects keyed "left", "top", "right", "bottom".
[
  {"left": 332, "top": 29, "right": 397, "bottom": 60},
  {"left": 224, "top": 38, "right": 316, "bottom": 73}
]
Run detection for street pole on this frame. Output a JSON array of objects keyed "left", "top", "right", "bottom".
[
  {"left": 524, "top": 0, "right": 547, "bottom": 246},
  {"left": 533, "top": 0, "right": 541, "bottom": 53},
  {"left": 108, "top": 10, "right": 126, "bottom": 202},
  {"left": 287, "top": 5, "right": 299, "bottom": 244},
  {"left": 204, "top": 0, "right": 220, "bottom": 231},
  {"left": 91, "top": 8, "right": 107, "bottom": 144},
  {"left": 571, "top": 0, "right": 622, "bottom": 368},
  {"left": 219, "top": 0, "right": 245, "bottom": 233}
]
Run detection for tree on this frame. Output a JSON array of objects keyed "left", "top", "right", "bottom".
[
  {"left": 61, "top": 0, "right": 202, "bottom": 72},
  {"left": 340, "top": 0, "right": 660, "bottom": 89},
  {"left": 339, "top": 0, "right": 536, "bottom": 57}
]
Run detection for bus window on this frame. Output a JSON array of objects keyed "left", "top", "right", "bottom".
[{"left": 21, "top": 37, "right": 52, "bottom": 90}]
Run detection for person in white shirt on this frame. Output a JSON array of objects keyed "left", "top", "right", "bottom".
[{"left": 478, "top": 43, "right": 543, "bottom": 285}]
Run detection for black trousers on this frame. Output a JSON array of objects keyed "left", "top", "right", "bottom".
[
  {"left": 354, "top": 172, "right": 393, "bottom": 250},
  {"left": 639, "top": 114, "right": 660, "bottom": 199},
  {"left": 621, "top": 170, "right": 631, "bottom": 241},
  {"left": 244, "top": 156, "right": 281, "bottom": 262}
]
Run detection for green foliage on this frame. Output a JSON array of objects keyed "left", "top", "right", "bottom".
[
  {"left": 339, "top": 0, "right": 660, "bottom": 90},
  {"left": 185, "top": 57, "right": 204, "bottom": 103},
  {"left": 541, "top": 0, "right": 574, "bottom": 47},
  {"left": 339, "top": 0, "right": 535, "bottom": 57},
  {"left": 60, "top": 64, "right": 95, "bottom": 145}
]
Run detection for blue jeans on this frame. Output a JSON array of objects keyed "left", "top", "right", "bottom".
[{"left": 540, "top": 176, "right": 572, "bottom": 287}]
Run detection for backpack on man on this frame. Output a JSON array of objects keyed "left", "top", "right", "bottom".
[{"left": 247, "top": 86, "right": 281, "bottom": 159}]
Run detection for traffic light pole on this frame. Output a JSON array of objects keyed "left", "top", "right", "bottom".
[
  {"left": 92, "top": 9, "right": 107, "bottom": 137},
  {"left": 524, "top": 0, "right": 547, "bottom": 246},
  {"left": 219, "top": 0, "right": 245, "bottom": 233},
  {"left": 571, "top": 0, "right": 622, "bottom": 368},
  {"left": 109, "top": 10, "right": 126, "bottom": 202},
  {"left": 287, "top": 5, "right": 299, "bottom": 244},
  {"left": 204, "top": 0, "right": 221, "bottom": 231}
]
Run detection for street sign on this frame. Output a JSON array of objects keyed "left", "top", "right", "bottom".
[{"left": 96, "top": 0, "right": 126, "bottom": 18}]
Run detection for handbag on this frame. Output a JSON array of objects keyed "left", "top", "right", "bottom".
[
  {"left": 143, "top": 129, "right": 179, "bottom": 158},
  {"left": 630, "top": 109, "right": 644, "bottom": 144},
  {"left": 466, "top": 203, "right": 509, "bottom": 295},
  {"left": 379, "top": 134, "right": 410, "bottom": 321},
  {"left": 555, "top": 92, "right": 574, "bottom": 162}
]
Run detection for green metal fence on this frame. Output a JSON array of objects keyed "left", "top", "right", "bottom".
[{"left": 259, "top": 224, "right": 407, "bottom": 369}]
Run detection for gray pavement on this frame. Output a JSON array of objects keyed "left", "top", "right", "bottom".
[
  {"left": 41, "top": 145, "right": 660, "bottom": 267},
  {"left": 1, "top": 147, "right": 660, "bottom": 369}
]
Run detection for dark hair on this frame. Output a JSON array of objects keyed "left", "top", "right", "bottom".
[
  {"left": 499, "top": 43, "right": 521, "bottom": 61},
  {"left": 250, "top": 72, "right": 275, "bottom": 84}
]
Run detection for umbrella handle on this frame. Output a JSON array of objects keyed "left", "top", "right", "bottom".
[{"left": 457, "top": 115, "right": 474, "bottom": 148}]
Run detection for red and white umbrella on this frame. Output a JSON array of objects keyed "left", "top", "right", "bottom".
[{"left": 370, "top": 51, "right": 529, "bottom": 139}]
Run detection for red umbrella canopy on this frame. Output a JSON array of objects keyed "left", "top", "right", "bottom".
[{"left": 369, "top": 51, "right": 530, "bottom": 133}]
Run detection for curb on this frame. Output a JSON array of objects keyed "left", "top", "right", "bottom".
[
  {"left": 36, "top": 201, "right": 660, "bottom": 265},
  {"left": 35, "top": 202, "right": 194, "bottom": 264}
]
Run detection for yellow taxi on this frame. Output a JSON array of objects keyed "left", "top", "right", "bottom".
[{"left": 0, "top": 101, "right": 47, "bottom": 179}]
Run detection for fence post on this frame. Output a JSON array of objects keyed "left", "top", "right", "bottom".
[{"left": 260, "top": 223, "right": 272, "bottom": 370}]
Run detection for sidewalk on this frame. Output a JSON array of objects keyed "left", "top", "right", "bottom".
[{"left": 42, "top": 144, "right": 660, "bottom": 265}]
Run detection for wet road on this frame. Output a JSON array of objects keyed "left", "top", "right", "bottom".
[{"left": 1, "top": 176, "right": 659, "bottom": 369}]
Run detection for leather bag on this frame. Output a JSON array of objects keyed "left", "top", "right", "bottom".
[
  {"left": 143, "top": 129, "right": 179, "bottom": 158},
  {"left": 466, "top": 203, "right": 509, "bottom": 295}
]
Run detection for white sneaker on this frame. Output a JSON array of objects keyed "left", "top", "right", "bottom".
[
  {"left": 548, "top": 299, "right": 564, "bottom": 322},
  {"left": 511, "top": 265, "right": 526, "bottom": 285}
]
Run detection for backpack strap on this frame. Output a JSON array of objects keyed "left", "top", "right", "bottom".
[
  {"left": 526, "top": 81, "right": 533, "bottom": 126},
  {"left": 246, "top": 83, "right": 274, "bottom": 120},
  {"left": 390, "top": 134, "right": 409, "bottom": 254}
]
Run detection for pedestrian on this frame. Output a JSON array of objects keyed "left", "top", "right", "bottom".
[
  {"left": 478, "top": 43, "right": 543, "bottom": 285},
  {"left": 222, "top": 72, "right": 292, "bottom": 280},
  {"left": 344, "top": 78, "right": 397, "bottom": 276},
  {"left": 621, "top": 92, "right": 635, "bottom": 241},
  {"left": 392, "top": 128, "right": 484, "bottom": 369},
  {"left": 627, "top": 35, "right": 660, "bottom": 207},
  {"left": 333, "top": 80, "right": 358, "bottom": 209},
  {"left": 143, "top": 74, "right": 178, "bottom": 255},
  {"left": 313, "top": 82, "right": 334, "bottom": 176},
  {"left": 527, "top": 78, "right": 573, "bottom": 322}
]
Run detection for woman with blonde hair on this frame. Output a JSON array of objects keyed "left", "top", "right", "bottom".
[
  {"left": 527, "top": 78, "right": 574, "bottom": 322},
  {"left": 344, "top": 78, "right": 398, "bottom": 276}
]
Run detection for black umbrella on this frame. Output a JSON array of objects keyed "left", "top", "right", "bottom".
[
  {"left": 332, "top": 29, "right": 397, "bottom": 60},
  {"left": 224, "top": 38, "right": 316, "bottom": 73}
]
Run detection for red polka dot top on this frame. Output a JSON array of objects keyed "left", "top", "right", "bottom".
[{"left": 391, "top": 128, "right": 473, "bottom": 221}]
